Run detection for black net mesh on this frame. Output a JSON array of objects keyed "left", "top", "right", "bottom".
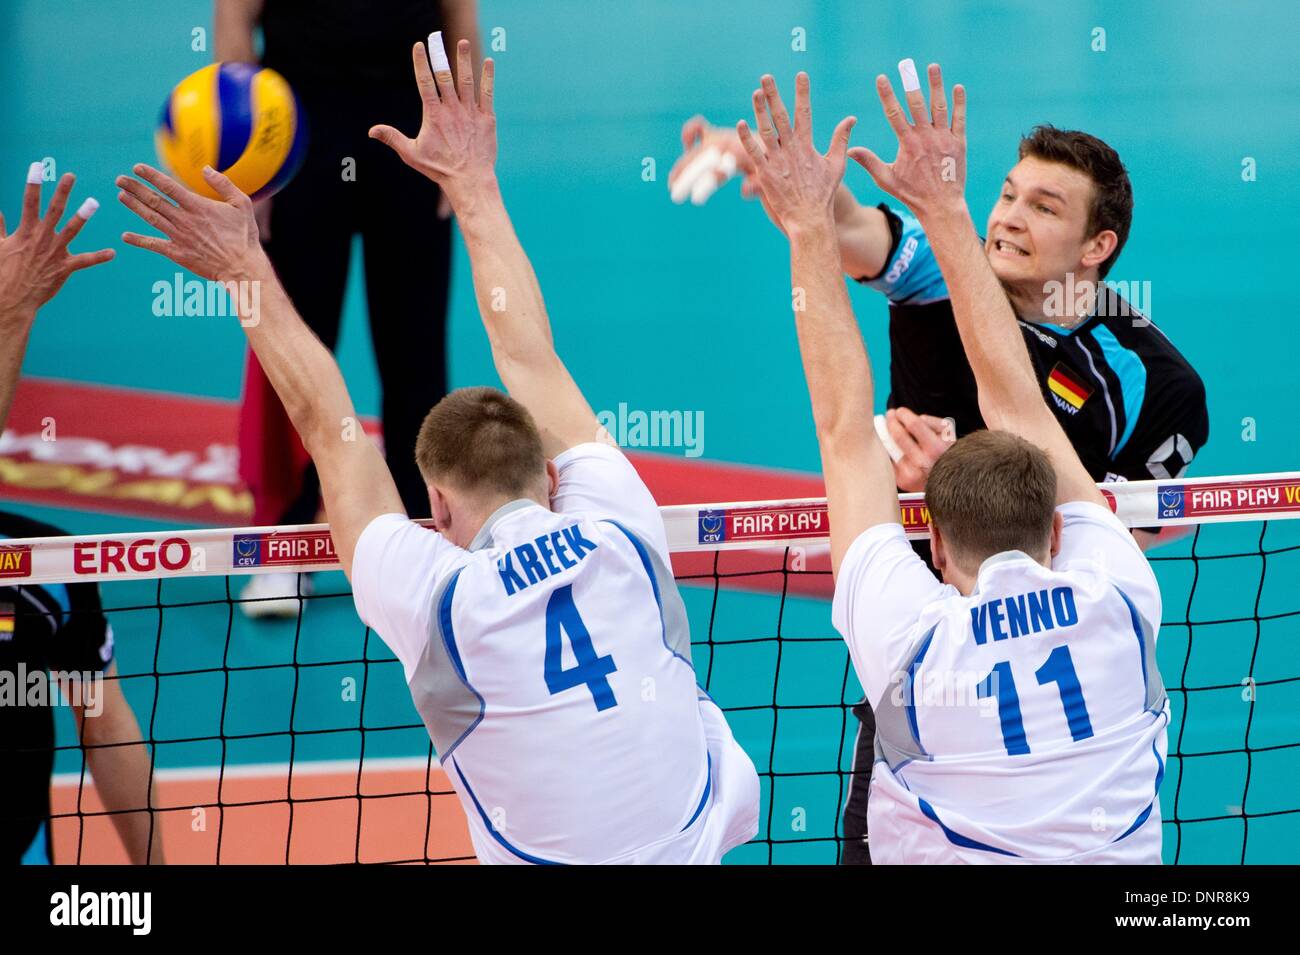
[{"left": 5, "top": 517, "right": 1297, "bottom": 864}]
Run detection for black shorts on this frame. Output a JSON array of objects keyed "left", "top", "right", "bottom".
[
  {"left": 841, "top": 537, "right": 937, "bottom": 864},
  {"left": 2, "top": 814, "right": 51, "bottom": 864},
  {"left": 840, "top": 699, "right": 876, "bottom": 865}
]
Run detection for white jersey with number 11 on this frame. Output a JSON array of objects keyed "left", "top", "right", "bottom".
[{"left": 833, "top": 501, "right": 1168, "bottom": 863}]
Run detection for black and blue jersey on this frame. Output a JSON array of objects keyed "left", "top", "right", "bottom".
[
  {"left": 858, "top": 205, "right": 1209, "bottom": 483},
  {"left": 0, "top": 511, "right": 113, "bottom": 864}
]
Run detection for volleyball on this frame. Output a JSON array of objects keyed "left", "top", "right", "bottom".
[{"left": 155, "top": 62, "right": 306, "bottom": 201}]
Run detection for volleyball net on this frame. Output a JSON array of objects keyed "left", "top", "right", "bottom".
[{"left": 4, "top": 471, "right": 1299, "bottom": 864}]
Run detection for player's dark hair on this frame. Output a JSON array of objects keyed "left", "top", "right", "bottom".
[
  {"left": 415, "top": 387, "right": 547, "bottom": 497},
  {"left": 1018, "top": 125, "right": 1133, "bottom": 279},
  {"left": 925, "top": 430, "right": 1057, "bottom": 567}
]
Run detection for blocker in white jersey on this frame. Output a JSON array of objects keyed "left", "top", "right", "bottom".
[
  {"left": 833, "top": 501, "right": 1168, "bottom": 864},
  {"left": 352, "top": 442, "right": 759, "bottom": 865}
]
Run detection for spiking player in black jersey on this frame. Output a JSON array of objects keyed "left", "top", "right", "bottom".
[
  {"left": 672, "top": 99, "right": 1207, "bottom": 865},
  {"left": 0, "top": 164, "right": 163, "bottom": 863}
]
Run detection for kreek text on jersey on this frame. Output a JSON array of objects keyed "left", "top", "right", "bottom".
[{"left": 497, "top": 524, "right": 598, "bottom": 595}]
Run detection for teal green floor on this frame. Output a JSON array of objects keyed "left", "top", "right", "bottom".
[{"left": 3, "top": 1, "right": 1298, "bottom": 862}]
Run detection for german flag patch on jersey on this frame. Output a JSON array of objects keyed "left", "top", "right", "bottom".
[
  {"left": 1048, "top": 362, "right": 1093, "bottom": 413},
  {"left": 0, "top": 601, "right": 14, "bottom": 640}
]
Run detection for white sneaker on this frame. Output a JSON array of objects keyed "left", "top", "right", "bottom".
[{"left": 239, "top": 572, "right": 313, "bottom": 620}]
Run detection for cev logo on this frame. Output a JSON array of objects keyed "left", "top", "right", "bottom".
[{"left": 1158, "top": 486, "right": 1185, "bottom": 520}]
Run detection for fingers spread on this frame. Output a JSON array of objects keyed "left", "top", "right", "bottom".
[
  {"left": 927, "top": 63, "right": 949, "bottom": 126},
  {"left": 117, "top": 188, "right": 173, "bottom": 234},
  {"left": 133, "top": 163, "right": 194, "bottom": 208},
  {"left": 117, "top": 175, "right": 179, "bottom": 220},
  {"left": 43, "top": 173, "right": 75, "bottom": 228},
  {"left": 479, "top": 58, "right": 495, "bottom": 114},
  {"left": 761, "top": 74, "right": 793, "bottom": 143},
  {"left": 56, "top": 197, "right": 99, "bottom": 249},
  {"left": 426, "top": 32, "right": 457, "bottom": 103},
  {"left": 411, "top": 41, "right": 439, "bottom": 108},
  {"left": 121, "top": 232, "right": 173, "bottom": 256},
  {"left": 21, "top": 163, "right": 43, "bottom": 228},
  {"left": 736, "top": 120, "right": 766, "bottom": 169},
  {"left": 793, "top": 72, "right": 812, "bottom": 143},
  {"left": 456, "top": 37, "right": 474, "bottom": 105},
  {"left": 66, "top": 248, "right": 115, "bottom": 273},
  {"left": 752, "top": 89, "right": 778, "bottom": 148},
  {"left": 897, "top": 58, "right": 929, "bottom": 126},
  {"left": 680, "top": 115, "right": 708, "bottom": 151},
  {"left": 847, "top": 145, "right": 888, "bottom": 185},
  {"left": 827, "top": 115, "right": 856, "bottom": 171},
  {"left": 875, "top": 75, "right": 911, "bottom": 138},
  {"left": 201, "top": 165, "right": 248, "bottom": 204},
  {"left": 368, "top": 124, "right": 414, "bottom": 163}
]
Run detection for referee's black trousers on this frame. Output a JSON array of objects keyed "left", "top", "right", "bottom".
[{"left": 264, "top": 86, "right": 451, "bottom": 523}]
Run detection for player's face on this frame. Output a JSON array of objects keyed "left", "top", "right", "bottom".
[{"left": 984, "top": 156, "right": 1098, "bottom": 288}]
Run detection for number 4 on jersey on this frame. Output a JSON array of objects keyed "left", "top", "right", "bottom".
[{"left": 544, "top": 584, "right": 618, "bottom": 711}]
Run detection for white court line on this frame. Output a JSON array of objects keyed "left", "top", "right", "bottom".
[{"left": 52, "top": 754, "right": 442, "bottom": 787}]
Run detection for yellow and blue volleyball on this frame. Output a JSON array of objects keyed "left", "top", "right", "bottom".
[{"left": 155, "top": 63, "right": 307, "bottom": 201}]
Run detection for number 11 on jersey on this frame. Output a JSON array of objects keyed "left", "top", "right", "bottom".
[{"left": 977, "top": 644, "right": 1094, "bottom": 755}]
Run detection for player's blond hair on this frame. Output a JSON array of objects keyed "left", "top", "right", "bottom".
[
  {"left": 925, "top": 430, "right": 1057, "bottom": 567},
  {"left": 414, "top": 387, "right": 547, "bottom": 497}
]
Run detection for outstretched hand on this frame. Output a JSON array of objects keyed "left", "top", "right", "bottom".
[
  {"left": 848, "top": 60, "right": 967, "bottom": 220},
  {"left": 669, "top": 117, "right": 753, "bottom": 205},
  {"left": 736, "top": 73, "right": 856, "bottom": 236},
  {"left": 0, "top": 168, "right": 113, "bottom": 325},
  {"left": 370, "top": 38, "right": 497, "bottom": 200},
  {"left": 117, "top": 163, "right": 263, "bottom": 282}
]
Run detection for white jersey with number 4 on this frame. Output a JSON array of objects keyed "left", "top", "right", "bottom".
[
  {"left": 833, "top": 501, "right": 1168, "bottom": 864},
  {"left": 352, "top": 442, "right": 759, "bottom": 864}
]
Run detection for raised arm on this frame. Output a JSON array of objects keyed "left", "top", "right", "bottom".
[
  {"left": 0, "top": 168, "right": 113, "bottom": 431},
  {"left": 370, "top": 38, "right": 599, "bottom": 459},
  {"left": 736, "top": 74, "right": 898, "bottom": 575},
  {"left": 115, "top": 164, "right": 402, "bottom": 578},
  {"left": 212, "top": 0, "right": 263, "bottom": 62},
  {"left": 849, "top": 62, "right": 1102, "bottom": 508}
]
